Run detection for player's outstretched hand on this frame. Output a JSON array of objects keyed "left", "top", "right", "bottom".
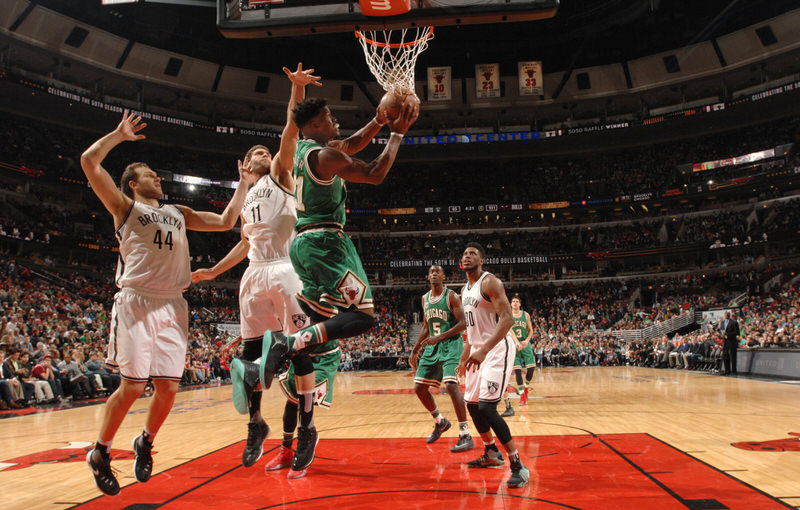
[
  {"left": 238, "top": 159, "right": 256, "bottom": 186},
  {"left": 282, "top": 62, "right": 322, "bottom": 87},
  {"left": 115, "top": 109, "right": 147, "bottom": 141},
  {"left": 387, "top": 97, "right": 419, "bottom": 135},
  {"left": 191, "top": 268, "right": 216, "bottom": 283}
]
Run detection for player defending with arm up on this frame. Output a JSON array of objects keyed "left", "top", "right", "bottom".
[
  {"left": 457, "top": 242, "right": 530, "bottom": 489},
  {"left": 81, "top": 110, "right": 249, "bottom": 496},
  {"left": 409, "top": 265, "right": 473, "bottom": 452},
  {"left": 190, "top": 64, "right": 322, "bottom": 472}
]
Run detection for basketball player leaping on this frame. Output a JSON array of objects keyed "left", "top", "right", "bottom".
[
  {"left": 81, "top": 109, "right": 251, "bottom": 496},
  {"left": 458, "top": 242, "right": 530, "bottom": 489},
  {"left": 190, "top": 63, "right": 321, "bottom": 471},
  {"left": 410, "top": 264, "right": 473, "bottom": 452},
  {"left": 255, "top": 96, "right": 419, "bottom": 475}
]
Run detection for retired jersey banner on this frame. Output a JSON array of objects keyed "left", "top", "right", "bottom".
[
  {"left": 475, "top": 63, "right": 500, "bottom": 98},
  {"left": 427, "top": 66, "right": 452, "bottom": 101},
  {"left": 518, "top": 61, "right": 543, "bottom": 96}
]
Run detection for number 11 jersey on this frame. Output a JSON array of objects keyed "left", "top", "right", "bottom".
[{"left": 241, "top": 174, "right": 297, "bottom": 262}]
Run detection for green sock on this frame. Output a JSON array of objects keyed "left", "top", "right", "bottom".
[{"left": 431, "top": 408, "right": 442, "bottom": 424}]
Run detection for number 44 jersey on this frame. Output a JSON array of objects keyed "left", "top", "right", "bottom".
[
  {"left": 115, "top": 201, "right": 190, "bottom": 294},
  {"left": 241, "top": 174, "right": 298, "bottom": 262}
]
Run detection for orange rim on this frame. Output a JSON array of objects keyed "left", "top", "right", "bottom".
[{"left": 354, "top": 27, "right": 434, "bottom": 49}]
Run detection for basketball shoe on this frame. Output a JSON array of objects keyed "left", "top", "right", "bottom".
[
  {"left": 507, "top": 464, "right": 530, "bottom": 488},
  {"left": 288, "top": 426, "right": 319, "bottom": 479},
  {"left": 466, "top": 448, "right": 505, "bottom": 468},
  {"left": 264, "top": 445, "right": 294, "bottom": 471},
  {"left": 86, "top": 446, "right": 120, "bottom": 496},
  {"left": 520, "top": 387, "right": 529, "bottom": 406},
  {"left": 450, "top": 434, "right": 474, "bottom": 452},
  {"left": 260, "top": 331, "right": 295, "bottom": 389},
  {"left": 132, "top": 433, "right": 153, "bottom": 483},
  {"left": 242, "top": 419, "right": 271, "bottom": 467},
  {"left": 426, "top": 417, "right": 451, "bottom": 443},
  {"left": 501, "top": 397, "right": 515, "bottom": 417},
  {"left": 231, "top": 358, "right": 261, "bottom": 414}
]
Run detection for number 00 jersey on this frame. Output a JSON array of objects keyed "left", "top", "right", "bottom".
[
  {"left": 461, "top": 271, "right": 510, "bottom": 349},
  {"left": 241, "top": 174, "right": 297, "bottom": 262},
  {"left": 293, "top": 139, "right": 346, "bottom": 231},
  {"left": 114, "top": 201, "right": 190, "bottom": 295}
]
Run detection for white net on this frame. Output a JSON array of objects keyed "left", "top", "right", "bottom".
[{"left": 355, "top": 27, "right": 434, "bottom": 95}]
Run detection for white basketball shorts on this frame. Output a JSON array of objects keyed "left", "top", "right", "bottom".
[
  {"left": 239, "top": 258, "right": 310, "bottom": 340},
  {"left": 464, "top": 336, "right": 516, "bottom": 403},
  {"left": 106, "top": 288, "right": 188, "bottom": 382}
]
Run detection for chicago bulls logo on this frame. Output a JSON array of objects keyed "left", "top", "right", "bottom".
[
  {"left": 482, "top": 71, "right": 494, "bottom": 81},
  {"left": 0, "top": 441, "right": 139, "bottom": 471},
  {"left": 732, "top": 432, "right": 800, "bottom": 452},
  {"left": 525, "top": 69, "right": 535, "bottom": 79},
  {"left": 335, "top": 270, "right": 367, "bottom": 307},
  {"left": 434, "top": 74, "right": 444, "bottom": 84}
]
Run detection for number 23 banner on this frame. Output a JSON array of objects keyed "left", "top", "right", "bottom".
[
  {"left": 475, "top": 63, "right": 500, "bottom": 98},
  {"left": 427, "top": 66, "right": 452, "bottom": 101},
  {"left": 518, "top": 61, "right": 543, "bottom": 96}
]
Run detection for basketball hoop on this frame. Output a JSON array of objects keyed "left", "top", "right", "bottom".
[{"left": 355, "top": 27, "right": 434, "bottom": 95}]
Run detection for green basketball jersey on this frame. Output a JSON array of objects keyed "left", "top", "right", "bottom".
[
  {"left": 511, "top": 311, "right": 530, "bottom": 342},
  {"left": 423, "top": 288, "right": 458, "bottom": 338},
  {"left": 293, "top": 139, "right": 347, "bottom": 231}
]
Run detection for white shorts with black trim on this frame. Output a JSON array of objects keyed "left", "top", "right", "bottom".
[
  {"left": 239, "top": 258, "right": 310, "bottom": 340},
  {"left": 464, "top": 336, "right": 516, "bottom": 403},
  {"left": 106, "top": 288, "right": 188, "bottom": 381}
]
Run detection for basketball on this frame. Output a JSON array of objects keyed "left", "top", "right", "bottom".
[{"left": 379, "top": 90, "right": 420, "bottom": 121}]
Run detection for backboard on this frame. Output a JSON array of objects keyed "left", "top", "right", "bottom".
[{"left": 217, "top": 0, "right": 559, "bottom": 38}]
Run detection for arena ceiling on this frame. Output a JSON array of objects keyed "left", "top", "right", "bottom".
[{"left": 34, "top": 0, "right": 800, "bottom": 83}]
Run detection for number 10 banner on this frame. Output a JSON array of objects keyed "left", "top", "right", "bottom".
[
  {"left": 427, "top": 66, "right": 452, "bottom": 101},
  {"left": 475, "top": 63, "right": 500, "bottom": 98},
  {"left": 518, "top": 61, "right": 543, "bottom": 96}
]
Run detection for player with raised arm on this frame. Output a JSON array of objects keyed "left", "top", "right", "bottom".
[
  {"left": 501, "top": 295, "right": 535, "bottom": 417},
  {"left": 255, "top": 94, "right": 419, "bottom": 475},
  {"left": 80, "top": 110, "right": 251, "bottom": 496},
  {"left": 409, "top": 264, "right": 473, "bottom": 452},
  {"left": 190, "top": 63, "right": 321, "bottom": 471},
  {"left": 458, "top": 242, "right": 530, "bottom": 488}
]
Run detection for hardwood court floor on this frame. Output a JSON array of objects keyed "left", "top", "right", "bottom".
[{"left": 2, "top": 367, "right": 799, "bottom": 509}]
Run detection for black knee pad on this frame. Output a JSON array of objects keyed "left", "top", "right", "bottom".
[
  {"left": 293, "top": 353, "right": 314, "bottom": 376},
  {"left": 479, "top": 400, "right": 513, "bottom": 444},
  {"left": 526, "top": 367, "right": 535, "bottom": 381},
  {"left": 515, "top": 369, "right": 524, "bottom": 386},
  {"left": 242, "top": 337, "right": 263, "bottom": 361},
  {"left": 467, "top": 402, "right": 490, "bottom": 434}
]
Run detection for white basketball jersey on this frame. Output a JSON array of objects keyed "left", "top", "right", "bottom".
[
  {"left": 241, "top": 175, "right": 297, "bottom": 262},
  {"left": 461, "top": 271, "right": 509, "bottom": 349},
  {"left": 115, "top": 201, "right": 190, "bottom": 295}
]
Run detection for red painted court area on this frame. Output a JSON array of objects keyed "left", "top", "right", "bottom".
[{"left": 74, "top": 434, "right": 786, "bottom": 509}]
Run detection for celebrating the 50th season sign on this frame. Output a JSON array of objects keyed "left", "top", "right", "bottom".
[{"left": 475, "top": 63, "right": 500, "bottom": 98}]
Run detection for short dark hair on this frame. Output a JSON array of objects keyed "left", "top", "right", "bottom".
[
  {"left": 465, "top": 241, "right": 485, "bottom": 258},
  {"left": 120, "top": 162, "right": 148, "bottom": 198},
  {"left": 292, "top": 97, "right": 327, "bottom": 128},
  {"left": 245, "top": 144, "right": 270, "bottom": 162}
]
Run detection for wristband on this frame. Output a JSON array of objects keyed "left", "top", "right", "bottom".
[{"left": 390, "top": 132, "right": 404, "bottom": 139}]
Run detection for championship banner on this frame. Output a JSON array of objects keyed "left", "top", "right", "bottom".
[
  {"left": 518, "top": 61, "right": 543, "bottom": 96},
  {"left": 475, "top": 63, "right": 500, "bottom": 98},
  {"left": 427, "top": 66, "right": 452, "bottom": 101}
]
